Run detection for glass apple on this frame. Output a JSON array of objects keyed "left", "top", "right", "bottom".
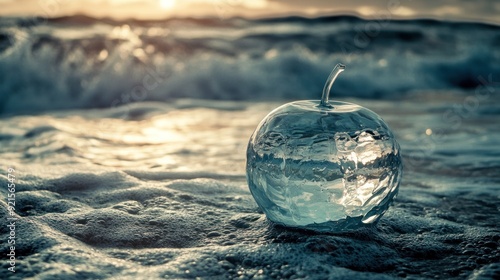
[{"left": 246, "top": 64, "right": 403, "bottom": 232}]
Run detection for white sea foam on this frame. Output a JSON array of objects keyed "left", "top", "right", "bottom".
[{"left": 0, "top": 16, "right": 499, "bottom": 115}]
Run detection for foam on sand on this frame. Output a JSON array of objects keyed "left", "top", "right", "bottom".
[{"left": 1, "top": 98, "right": 499, "bottom": 279}]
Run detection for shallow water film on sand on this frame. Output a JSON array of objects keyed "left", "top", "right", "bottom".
[
  {"left": 0, "top": 15, "right": 499, "bottom": 279},
  {"left": 1, "top": 96, "right": 499, "bottom": 279}
]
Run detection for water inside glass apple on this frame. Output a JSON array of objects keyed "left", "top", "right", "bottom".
[{"left": 246, "top": 64, "right": 403, "bottom": 232}]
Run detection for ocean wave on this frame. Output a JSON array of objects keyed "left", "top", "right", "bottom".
[{"left": 0, "top": 15, "right": 499, "bottom": 115}]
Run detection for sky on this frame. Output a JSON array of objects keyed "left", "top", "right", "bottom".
[{"left": 0, "top": 0, "right": 499, "bottom": 24}]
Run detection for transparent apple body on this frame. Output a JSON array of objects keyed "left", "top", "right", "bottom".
[{"left": 246, "top": 100, "right": 403, "bottom": 232}]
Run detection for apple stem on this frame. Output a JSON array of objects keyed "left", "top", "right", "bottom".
[{"left": 320, "top": 63, "right": 346, "bottom": 108}]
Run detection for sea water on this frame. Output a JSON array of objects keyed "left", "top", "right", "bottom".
[{"left": 0, "top": 15, "right": 499, "bottom": 279}]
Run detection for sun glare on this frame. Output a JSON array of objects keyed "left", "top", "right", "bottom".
[{"left": 159, "top": 0, "right": 176, "bottom": 9}]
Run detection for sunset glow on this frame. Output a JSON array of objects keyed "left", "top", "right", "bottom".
[
  {"left": 159, "top": 0, "right": 176, "bottom": 10},
  {"left": 0, "top": 0, "right": 498, "bottom": 24}
]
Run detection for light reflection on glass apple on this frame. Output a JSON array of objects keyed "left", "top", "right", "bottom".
[{"left": 246, "top": 64, "right": 403, "bottom": 232}]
